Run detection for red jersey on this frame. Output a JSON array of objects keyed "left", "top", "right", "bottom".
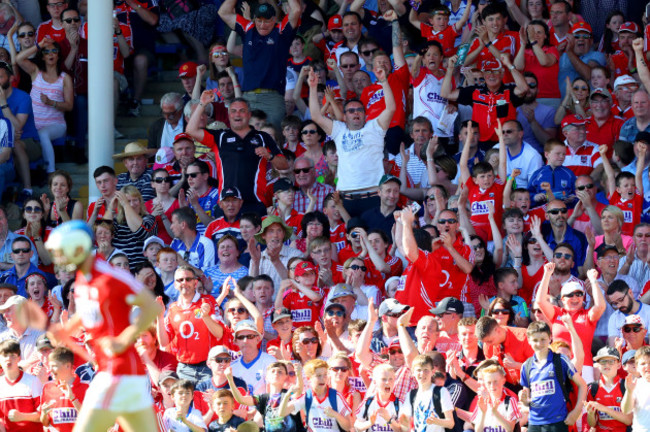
[
  {"left": 609, "top": 191, "right": 643, "bottom": 236},
  {"left": 204, "top": 217, "right": 241, "bottom": 243},
  {"left": 586, "top": 115, "right": 624, "bottom": 157},
  {"left": 268, "top": 209, "right": 303, "bottom": 237},
  {"left": 434, "top": 233, "right": 473, "bottom": 300},
  {"left": 74, "top": 258, "right": 146, "bottom": 375},
  {"left": 586, "top": 378, "right": 627, "bottom": 432},
  {"left": 550, "top": 305, "right": 597, "bottom": 366},
  {"left": 36, "top": 19, "right": 66, "bottom": 42},
  {"left": 86, "top": 198, "right": 119, "bottom": 222},
  {"left": 360, "top": 65, "right": 410, "bottom": 129},
  {"left": 522, "top": 207, "right": 546, "bottom": 232},
  {"left": 330, "top": 223, "right": 347, "bottom": 252},
  {"left": 338, "top": 244, "right": 360, "bottom": 264},
  {"left": 164, "top": 293, "right": 225, "bottom": 365},
  {"left": 364, "top": 254, "right": 403, "bottom": 296},
  {"left": 610, "top": 50, "right": 633, "bottom": 78},
  {"left": 420, "top": 24, "right": 459, "bottom": 57},
  {"left": 521, "top": 263, "right": 546, "bottom": 305},
  {"left": 466, "top": 177, "right": 505, "bottom": 241},
  {"left": 564, "top": 141, "right": 602, "bottom": 177},
  {"left": 483, "top": 326, "right": 534, "bottom": 385},
  {"left": 282, "top": 286, "right": 324, "bottom": 329},
  {"left": 40, "top": 378, "right": 88, "bottom": 432},
  {"left": 266, "top": 337, "right": 292, "bottom": 357},
  {"left": 394, "top": 249, "right": 442, "bottom": 325},
  {"left": 0, "top": 371, "right": 42, "bottom": 432},
  {"left": 468, "top": 31, "right": 520, "bottom": 83}
]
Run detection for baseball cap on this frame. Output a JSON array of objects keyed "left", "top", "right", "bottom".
[
  {"left": 328, "top": 15, "right": 342, "bottom": 31},
  {"left": 619, "top": 22, "right": 639, "bottom": 34},
  {"left": 481, "top": 59, "right": 503, "bottom": 71},
  {"left": 178, "top": 61, "right": 198, "bottom": 78},
  {"left": 613, "top": 75, "right": 637, "bottom": 90},
  {"left": 589, "top": 87, "right": 612, "bottom": 101},
  {"left": 570, "top": 21, "right": 592, "bottom": 34},
  {"left": 387, "top": 338, "right": 401, "bottom": 350},
  {"left": 329, "top": 283, "right": 357, "bottom": 300},
  {"left": 273, "top": 177, "right": 295, "bottom": 193},
  {"left": 0, "top": 295, "right": 26, "bottom": 311},
  {"left": 294, "top": 261, "right": 317, "bottom": 277},
  {"left": 271, "top": 307, "right": 292, "bottom": 324},
  {"left": 623, "top": 314, "right": 646, "bottom": 328},
  {"left": 622, "top": 350, "right": 636, "bottom": 364},
  {"left": 220, "top": 187, "right": 242, "bottom": 200},
  {"left": 378, "top": 298, "right": 409, "bottom": 317},
  {"left": 0, "top": 61, "right": 13, "bottom": 76},
  {"left": 430, "top": 297, "right": 464, "bottom": 315},
  {"left": 154, "top": 147, "right": 175, "bottom": 168},
  {"left": 208, "top": 345, "right": 231, "bottom": 359},
  {"left": 173, "top": 132, "right": 194, "bottom": 146},
  {"left": 635, "top": 131, "right": 650, "bottom": 144},
  {"left": 595, "top": 243, "right": 618, "bottom": 259},
  {"left": 561, "top": 114, "right": 589, "bottom": 129},
  {"left": 560, "top": 281, "right": 584, "bottom": 298},
  {"left": 254, "top": 3, "right": 275, "bottom": 19},
  {"left": 593, "top": 346, "right": 620, "bottom": 362},
  {"left": 158, "top": 370, "right": 180, "bottom": 386},
  {"left": 378, "top": 174, "right": 401, "bottom": 187},
  {"left": 234, "top": 319, "right": 261, "bottom": 336},
  {"left": 324, "top": 301, "right": 346, "bottom": 313},
  {"left": 36, "top": 334, "right": 54, "bottom": 351},
  {"left": 143, "top": 236, "right": 165, "bottom": 252}
]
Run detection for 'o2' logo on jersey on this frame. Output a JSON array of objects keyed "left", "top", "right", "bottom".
[
  {"left": 471, "top": 199, "right": 495, "bottom": 215},
  {"left": 179, "top": 320, "right": 201, "bottom": 340}
]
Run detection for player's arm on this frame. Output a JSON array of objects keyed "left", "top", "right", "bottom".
[{"left": 112, "top": 286, "right": 163, "bottom": 354}]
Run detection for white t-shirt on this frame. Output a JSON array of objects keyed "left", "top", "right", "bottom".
[
  {"left": 491, "top": 141, "right": 543, "bottom": 189},
  {"left": 399, "top": 386, "right": 454, "bottom": 432},
  {"left": 331, "top": 119, "right": 386, "bottom": 192},
  {"left": 358, "top": 394, "right": 400, "bottom": 430},
  {"left": 633, "top": 377, "right": 650, "bottom": 432},
  {"left": 608, "top": 303, "right": 650, "bottom": 340},
  {"left": 412, "top": 70, "right": 451, "bottom": 137},
  {"left": 293, "top": 389, "right": 351, "bottom": 432},
  {"left": 231, "top": 351, "right": 277, "bottom": 396},
  {"left": 163, "top": 406, "right": 207, "bottom": 432}
]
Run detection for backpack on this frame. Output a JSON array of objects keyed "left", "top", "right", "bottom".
[
  {"left": 305, "top": 388, "right": 344, "bottom": 432},
  {"left": 589, "top": 379, "right": 626, "bottom": 399},
  {"left": 408, "top": 386, "right": 456, "bottom": 432},
  {"left": 522, "top": 351, "right": 573, "bottom": 408},
  {"left": 362, "top": 395, "right": 401, "bottom": 420}
]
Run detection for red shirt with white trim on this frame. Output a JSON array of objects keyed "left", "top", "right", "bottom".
[
  {"left": 330, "top": 223, "right": 347, "bottom": 252},
  {"left": 73, "top": 258, "right": 147, "bottom": 375},
  {"left": 563, "top": 141, "right": 602, "bottom": 177},
  {"left": 364, "top": 254, "right": 403, "bottom": 296},
  {"left": 609, "top": 190, "right": 643, "bottom": 236},
  {"left": 0, "top": 371, "right": 42, "bottom": 432},
  {"left": 586, "top": 377, "right": 627, "bottom": 432},
  {"left": 360, "top": 65, "right": 410, "bottom": 129},
  {"left": 420, "top": 24, "right": 459, "bottom": 57},
  {"left": 468, "top": 31, "right": 520, "bottom": 83},
  {"left": 282, "top": 286, "right": 324, "bottom": 329},
  {"left": 586, "top": 114, "right": 624, "bottom": 158},
  {"left": 36, "top": 19, "right": 66, "bottom": 42},
  {"left": 40, "top": 377, "right": 88, "bottom": 432},
  {"left": 466, "top": 177, "right": 505, "bottom": 241}
]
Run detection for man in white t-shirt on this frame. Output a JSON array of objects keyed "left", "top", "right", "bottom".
[
  {"left": 307, "top": 67, "right": 395, "bottom": 217},
  {"left": 494, "top": 119, "right": 543, "bottom": 189},
  {"left": 230, "top": 320, "right": 276, "bottom": 396}
]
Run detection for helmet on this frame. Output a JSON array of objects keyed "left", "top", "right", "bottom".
[{"left": 45, "top": 220, "right": 94, "bottom": 270}]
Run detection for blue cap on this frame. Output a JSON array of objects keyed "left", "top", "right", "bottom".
[{"left": 622, "top": 350, "right": 636, "bottom": 364}]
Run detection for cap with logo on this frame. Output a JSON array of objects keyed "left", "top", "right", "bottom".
[
  {"left": 589, "top": 88, "right": 612, "bottom": 101},
  {"left": 178, "top": 61, "right": 198, "bottom": 78},
  {"left": 379, "top": 298, "right": 409, "bottom": 317},
  {"left": 593, "top": 346, "right": 620, "bottom": 362},
  {"left": 329, "top": 284, "right": 357, "bottom": 300},
  {"left": 294, "top": 261, "right": 317, "bottom": 277},
  {"left": 623, "top": 314, "right": 646, "bottom": 329},
  {"left": 234, "top": 319, "right": 262, "bottom": 336},
  {"left": 430, "top": 297, "right": 464, "bottom": 315},
  {"left": 619, "top": 22, "right": 639, "bottom": 34},
  {"left": 613, "top": 75, "right": 637, "bottom": 90},
  {"left": 220, "top": 187, "right": 242, "bottom": 200},
  {"left": 378, "top": 174, "right": 401, "bottom": 187},
  {"left": 561, "top": 114, "right": 589, "bottom": 129},
  {"left": 595, "top": 243, "right": 618, "bottom": 259},
  {"left": 570, "top": 21, "right": 592, "bottom": 34},
  {"left": 254, "top": 3, "right": 275, "bottom": 19},
  {"left": 328, "top": 15, "right": 342, "bottom": 31},
  {"left": 481, "top": 59, "right": 503, "bottom": 71},
  {"left": 273, "top": 177, "right": 295, "bottom": 193}
]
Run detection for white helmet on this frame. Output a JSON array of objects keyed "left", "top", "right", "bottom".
[{"left": 45, "top": 220, "right": 93, "bottom": 270}]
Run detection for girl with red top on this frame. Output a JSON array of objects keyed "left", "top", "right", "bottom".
[
  {"left": 328, "top": 352, "right": 362, "bottom": 426},
  {"left": 145, "top": 168, "right": 179, "bottom": 245},
  {"left": 43, "top": 170, "right": 84, "bottom": 227},
  {"left": 25, "top": 272, "right": 61, "bottom": 323},
  {"left": 465, "top": 235, "right": 497, "bottom": 315},
  {"left": 16, "top": 197, "right": 54, "bottom": 274}
]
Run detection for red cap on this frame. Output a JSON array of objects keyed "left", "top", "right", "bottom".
[
  {"left": 388, "top": 339, "right": 401, "bottom": 349},
  {"left": 294, "top": 261, "right": 317, "bottom": 277},
  {"left": 480, "top": 59, "right": 503, "bottom": 71},
  {"left": 570, "top": 21, "right": 592, "bottom": 34},
  {"left": 328, "top": 15, "right": 342, "bottom": 31},
  {"left": 561, "top": 114, "right": 589, "bottom": 129},
  {"left": 619, "top": 22, "right": 639, "bottom": 34},
  {"left": 172, "top": 132, "right": 194, "bottom": 145},
  {"left": 178, "top": 61, "right": 198, "bottom": 78}
]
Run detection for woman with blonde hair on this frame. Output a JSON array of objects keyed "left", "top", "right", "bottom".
[{"left": 595, "top": 205, "right": 633, "bottom": 254}]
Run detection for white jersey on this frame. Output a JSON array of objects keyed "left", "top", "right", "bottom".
[
  {"left": 358, "top": 394, "right": 401, "bottom": 432},
  {"left": 163, "top": 406, "right": 206, "bottom": 432},
  {"left": 293, "top": 389, "right": 351, "bottom": 432},
  {"left": 399, "top": 386, "right": 454, "bottom": 432},
  {"left": 412, "top": 69, "right": 451, "bottom": 137},
  {"left": 231, "top": 351, "right": 277, "bottom": 396},
  {"left": 632, "top": 377, "right": 650, "bottom": 432}
]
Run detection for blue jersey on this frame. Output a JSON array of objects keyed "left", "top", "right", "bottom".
[
  {"left": 192, "top": 187, "right": 220, "bottom": 235},
  {"left": 528, "top": 165, "right": 576, "bottom": 207}
]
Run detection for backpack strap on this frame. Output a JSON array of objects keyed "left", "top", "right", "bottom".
[
  {"left": 363, "top": 396, "right": 375, "bottom": 420},
  {"left": 619, "top": 378, "right": 626, "bottom": 395},
  {"left": 589, "top": 381, "right": 599, "bottom": 400},
  {"left": 305, "top": 389, "right": 313, "bottom": 423},
  {"left": 433, "top": 386, "right": 443, "bottom": 419},
  {"left": 409, "top": 388, "right": 417, "bottom": 409},
  {"left": 327, "top": 388, "right": 338, "bottom": 412},
  {"left": 552, "top": 351, "right": 571, "bottom": 404}
]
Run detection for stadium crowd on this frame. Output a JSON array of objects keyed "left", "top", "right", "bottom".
[{"left": 1, "top": 0, "right": 650, "bottom": 431}]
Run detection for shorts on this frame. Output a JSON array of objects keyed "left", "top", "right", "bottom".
[
  {"left": 114, "top": 72, "right": 128, "bottom": 93},
  {"left": 83, "top": 372, "right": 152, "bottom": 412},
  {"left": 20, "top": 137, "right": 42, "bottom": 162}
]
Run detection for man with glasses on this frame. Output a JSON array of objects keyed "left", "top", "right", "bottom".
[
  {"left": 198, "top": 346, "right": 248, "bottom": 400},
  {"left": 0, "top": 237, "right": 51, "bottom": 297},
  {"left": 548, "top": 1, "right": 571, "bottom": 51},
  {"left": 568, "top": 175, "right": 605, "bottom": 234},
  {"left": 156, "top": 266, "right": 225, "bottom": 385},
  {"left": 561, "top": 114, "right": 603, "bottom": 180},
  {"left": 558, "top": 22, "right": 605, "bottom": 98},
  {"left": 293, "top": 156, "right": 334, "bottom": 213},
  {"left": 113, "top": 142, "right": 155, "bottom": 201},
  {"left": 148, "top": 92, "right": 186, "bottom": 149},
  {"left": 164, "top": 133, "right": 217, "bottom": 197},
  {"left": 543, "top": 200, "right": 588, "bottom": 276},
  {"left": 517, "top": 72, "right": 557, "bottom": 153},
  {"left": 619, "top": 315, "right": 648, "bottom": 353},
  {"left": 620, "top": 223, "right": 650, "bottom": 287},
  {"left": 37, "top": 0, "right": 68, "bottom": 42},
  {"left": 338, "top": 51, "right": 361, "bottom": 96},
  {"left": 612, "top": 75, "right": 638, "bottom": 120},
  {"left": 606, "top": 280, "right": 650, "bottom": 346},
  {"left": 231, "top": 319, "right": 275, "bottom": 395},
  {"left": 358, "top": 39, "right": 379, "bottom": 81},
  {"left": 586, "top": 88, "right": 624, "bottom": 158},
  {"left": 495, "top": 119, "right": 542, "bottom": 189},
  {"left": 430, "top": 297, "right": 463, "bottom": 352}
]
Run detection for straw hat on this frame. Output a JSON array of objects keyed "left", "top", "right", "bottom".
[{"left": 113, "top": 142, "right": 157, "bottom": 159}]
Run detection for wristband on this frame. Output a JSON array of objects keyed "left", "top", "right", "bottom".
[
  {"left": 0, "top": 104, "right": 8, "bottom": 110},
  {"left": 484, "top": 41, "right": 492, "bottom": 48},
  {"left": 529, "top": 41, "right": 538, "bottom": 46},
  {"left": 508, "top": 65, "right": 515, "bottom": 70}
]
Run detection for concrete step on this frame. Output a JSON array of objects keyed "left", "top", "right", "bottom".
[
  {"left": 116, "top": 115, "right": 158, "bottom": 128},
  {"left": 144, "top": 80, "right": 184, "bottom": 96}
]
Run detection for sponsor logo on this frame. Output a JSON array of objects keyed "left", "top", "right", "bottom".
[
  {"left": 291, "top": 309, "right": 313, "bottom": 322},
  {"left": 531, "top": 379, "right": 556, "bottom": 398}
]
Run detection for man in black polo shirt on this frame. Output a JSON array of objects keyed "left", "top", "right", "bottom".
[
  {"left": 361, "top": 174, "right": 400, "bottom": 241},
  {"left": 186, "top": 93, "right": 288, "bottom": 216},
  {"left": 218, "top": 0, "right": 301, "bottom": 128}
]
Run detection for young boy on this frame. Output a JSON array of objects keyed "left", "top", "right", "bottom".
[
  {"left": 519, "top": 321, "right": 586, "bottom": 431},
  {"left": 337, "top": 218, "right": 367, "bottom": 264},
  {"left": 0, "top": 340, "right": 42, "bottom": 432},
  {"left": 323, "top": 192, "right": 350, "bottom": 252},
  {"left": 208, "top": 389, "right": 245, "bottom": 432},
  {"left": 528, "top": 139, "right": 577, "bottom": 207},
  {"left": 40, "top": 347, "right": 88, "bottom": 432},
  {"left": 621, "top": 346, "right": 650, "bottom": 432},
  {"left": 487, "top": 267, "right": 530, "bottom": 325},
  {"left": 281, "top": 115, "right": 305, "bottom": 156},
  {"left": 585, "top": 346, "right": 633, "bottom": 432},
  {"left": 143, "top": 236, "right": 165, "bottom": 267},
  {"left": 501, "top": 208, "right": 525, "bottom": 267},
  {"left": 599, "top": 143, "right": 645, "bottom": 236},
  {"left": 408, "top": 5, "right": 472, "bottom": 58},
  {"left": 226, "top": 361, "right": 303, "bottom": 432},
  {"left": 471, "top": 361, "right": 521, "bottom": 432},
  {"left": 399, "top": 354, "right": 455, "bottom": 432},
  {"left": 270, "top": 178, "right": 304, "bottom": 238},
  {"left": 355, "top": 364, "right": 402, "bottom": 431},
  {"left": 276, "top": 261, "right": 324, "bottom": 329},
  {"left": 163, "top": 379, "right": 207, "bottom": 432}
]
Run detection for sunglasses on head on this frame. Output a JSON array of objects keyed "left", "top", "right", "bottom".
[
  {"left": 153, "top": 177, "right": 172, "bottom": 184},
  {"left": 63, "top": 17, "right": 81, "bottom": 23},
  {"left": 622, "top": 325, "right": 643, "bottom": 333},
  {"left": 554, "top": 252, "right": 573, "bottom": 260},
  {"left": 576, "top": 183, "right": 594, "bottom": 191},
  {"left": 329, "top": 366, "right": 349, "bottom": 372},
  {"left": 235, "top": 334, "right": 258, "bottom": 341},
  {"left": 301, "top": 129, "right": 318, "bottom": 135},
  {"left": 294, "top": 167, "right": 312, "bottom": 174},
  {"left": 228, "top": 307, "right": 246, "bottom": 314},
  {"left": 348, "top": 264, "right": 367, "bottom": 271},
  {"left": 300, "top": 337, "right": 319, "bottom": 345},
  {"left": 492, "top": 309, "right": 510, "bottom": 315},
  {"left": 563, "top": 291, "right": 584, "bottom": 299},
  {"left": 25, "top": 206, "right": 42, "bottom": 213},
  {"left": 212, "top": 357, "right": 231, "bottom": 363},
  {"left": 547, "top": 208, "right": 568, "bottom": 215},
  {"left": 438, "top": 218, "right": 457, "bottom": 224},
  {"left": 18, "top": 31, "right": 35, "bottom": 38},
  {"left": 326, "top": 309, "right": 345, "bottom": 317},
  {"left": 12, "top": 247, "right": 31, "bottom": 254}
]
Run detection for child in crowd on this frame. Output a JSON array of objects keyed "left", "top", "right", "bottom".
[
  {"left": 208, "top": 389, "right": 246, "bottom": 432},
  {"left": 408, "top": 5, "right": 472, "bottom": 57},
  {"left": 621, "top": 346, "right": 650, "bottom": 432},
  {"left": 163, "top": 379, "right": 208, "bottom": 432},
  {"left": 276, "top": 261, "right": 324, "bottom": 329},
  {"left": 528, "top": 140, "right": 576, "bottom": 208}
]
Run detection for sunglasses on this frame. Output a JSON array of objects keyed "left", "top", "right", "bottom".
[
  {"left": 492, "top": 309, "right": 510, "bottom": 315},
  {"left": 573, "top": 86, "right": 588, "bottom": 91},
  {"left": 426, "top": 195, "right": 437, "bottom": 201},
  {"left": 25, "top": 206, "right": 42, "bottom": 213},
  {"left": 547, "top": 208, "right": 568, "bottom": 215},
  {"left": 294, "top": 167, "right": 312, "bottom": 174},
  {"left": 472, "top": 244, "right": 484, "bottom": 251},
  {"left": 345, "top": 107, "right": 364, "bottom": 113},
  {"left": 12, "top": 247, "right": 31, "bottom": 254},
  {"left": 212, "top": 357, "right": 231, "bottom": 363},
  {"left": 326, "top": 309, "right": 345, "bottom": 317},
  {"left": 563, "top": 291, "right": 584, "bottom": 299},
  {"left": 301, "top": 129, "right": 318, "bottom": 135},
  {"left": 438, "top": 218, "right": 458, "bottom": 224},
  {"left": 18, "top": 31, "right": 35, "bottom": 38},
  {"left": 340, "top": 64, "right": 357, "bottom": 69},
  {"left": 622, "top": 326, "right": 643, "bottom": 333},
  {"left": 329, "top": 366, "right": 350, "bottom": 372},
  {"left": 502, "top": 129, "right": 516, "bottom": 135},
  {"left": 349, "top": 264, "right": 367, "bottom": 271},
  {"left": 573, "top": 34, "right": 591, "bottom": 40},
  {"left": 385, "top": 312, "right": 404, "bottom": 318},
  {"left": 47, "top": 2, "right": 66, "bottom": 6},
  {"left": 554, "top": 252, "right": 573, "bottom": 260},
  {"left": 235, "top": 334, "right": 258, "bottom": 341},
  {"left": 175, "top": 277, "right": 196, "bottom": 283},
  {"left": 527, "top": 237, "right": 538, "bottom": 244},
  {"left": 42, "top": 48, "right": 59, "bottom": 55},
  {"left": 576, "top": 184, "right": 594, "bottom": 191},
  {"left": 212, "top": 52, "right": 228, "bottom": 57},
  {"left": 388, "top": 348, "right": 402, "bottom": 355},
  {"left": 228, "top": 307, "right": 246, "bottom": 314},
  {"left": 300, "top": 337, "right": 319, "bottom": 345},
  {"left": 527, "top": 82, "right": 538, "bottom": 88},
  {"left": 187, "top": 172, "right": 203, "bottom": 178},
  {"left": 361, "top": 48, "right": 378, "bottom": 56},
  {"left": 63, "top": 17, "right": 81, "bottom": 23},
  {"left": 153, "top": 177, "right": 172, "bottom": 184}
]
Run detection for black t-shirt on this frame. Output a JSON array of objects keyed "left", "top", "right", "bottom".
[
  {"left": 254, "top": 391, "right": 303, "bottom": 432},
  {"left": 208, "top": 415, "right": 245, "bottom": 432}
]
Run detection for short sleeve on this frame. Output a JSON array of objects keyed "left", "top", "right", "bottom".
[
  {"left": 399, "top": 393, "right": 413, "bottom": 418},
  {"left": 439, "top": 387, "right": 454, "bottom": 412},
  {"left": 559, "top": 353, "right": 577, "bottom": 379},
  {"left": 291, "top": 394, "right": 305, "bottom": 415},
  {"left": 457, "top": 86, "right": 475, "bottom": 106}
]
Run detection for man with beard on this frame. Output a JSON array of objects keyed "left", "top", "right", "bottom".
[
  {"left": 533, "top": 242, "right": 583, "bottom": 301},
  {"left": 606, "top": 280, "right": 650, "bottom": 345},
  {"left": 516, "top": 72, "right": 557, "bottom": 153},
  {"left": 619, "top": 315, "right": 648, "bottom": 353},
  {"left": 542, "top": 200, "right": 588, "bottom": 276}
]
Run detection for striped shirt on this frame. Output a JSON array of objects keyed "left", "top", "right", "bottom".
[
  {"left": 0, "top": 327, "right": 45, "bottom": 361},
  {"left": 117, "top": 169, "right": 155, "bottom": 202},
  {"left": 563, "top": 140, "right": 602, "bottom": 177},
  {"left": 111, "top": 215, "right": 156, "bottom": 267},
  {"left": 293, "top": 181, "right": 334, "bottom": 213},
  {"left": 171, "top": 234, "right": 216, "bottom": 271},
  {"left": 30, "top": 72, "right": 65, "bottom": 129}
]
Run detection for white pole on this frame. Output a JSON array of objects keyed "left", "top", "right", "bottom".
[{"left": 87, "top": 0, "right": 114, "bottom": 201}]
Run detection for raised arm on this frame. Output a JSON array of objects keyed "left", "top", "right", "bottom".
[
  {"left": 218, "top": 0, "right": 238, "bottom": 30},
  {"left": 387, "top": 12, "right": 405, "bottom": 69},
  {"left": 500, "top": 54, "right": 529, "bottom": 96},
  {"left": 408, "top": 7, "right": 422, "bottom": 31},
  {"left": 400, "top": 207, "right": 418, "bottom": 262},
  {"left": 375, "top": 68, "right": 395, "bottom": 130},
  {"left": 287, "top": 0, "right": 302, "bottom": 30},
  {"left": 452, "top": 0, "right": 473, "bottom": 31},
  {"left": 586, "top": 268, "right": 606, "bottom": 323},
  {"left": 496, "top": 120, "right": 507, "bottom": 181},
  {"left": 308, "top": 70, "right": 333, "bottom": 135},
  {"left": 636, "top": 142, "right": 646, "bottom": 195},
  {"left": 598, "top": 144, "right": 616, "bottom": 198},
  {"left": 187, "top": 91, "right": 213, "bottom": 142},
  {"left": 355, "top": 300, "right": 378, "bottom": 368},
  {"left": 397, "top": 308, "right": 418, "bottom": 367},
  {"left": 535, "top": 262, "right": 556, "bottom": 321},
  {"left": 459, "top": 123, "right": 473, "bottom": 184},
  {"left": 440, "top": 56, "right": 460, "bottom": 101},
  {"left": 633, "top": 38, "right": 650, "bottom": 91}
]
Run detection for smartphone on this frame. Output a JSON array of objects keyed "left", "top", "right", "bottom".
[{"left": 408, "top": 201, "right": 421, "bottom": 215}]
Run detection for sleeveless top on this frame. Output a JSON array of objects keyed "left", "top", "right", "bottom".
[
  {"left": 30, "top": 71, "right": 65, "bottom": 129},
  {"left": 47, "top": 198, "right": 78, "bottom": 227}
]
